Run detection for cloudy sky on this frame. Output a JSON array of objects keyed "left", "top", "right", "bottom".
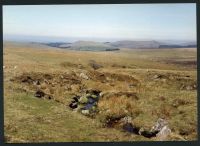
[{"left": 3, "top": 4, "right": 196, "bottom": 42}]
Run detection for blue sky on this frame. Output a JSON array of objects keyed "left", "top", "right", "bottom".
[{"left": 3, "top": 4, "right": 196, "bottom": 42}]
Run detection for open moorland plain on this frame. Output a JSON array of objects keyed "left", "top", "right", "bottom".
[{"left": 3, "top": 41, "right": 197, "bottom": 142}]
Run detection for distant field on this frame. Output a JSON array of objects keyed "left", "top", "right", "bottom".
[{"left": 3, "top": 41, "right": 197, "bottom": 142}]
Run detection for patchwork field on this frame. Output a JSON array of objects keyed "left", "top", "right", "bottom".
[{"left": 3, "top": 41, "right": 197, "bottom": 142}]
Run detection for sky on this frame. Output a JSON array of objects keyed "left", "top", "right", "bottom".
[{"left": 3, "top": 4, "right": 196, "bottom": 42}]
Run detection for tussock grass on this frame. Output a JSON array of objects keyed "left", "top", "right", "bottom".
[{"left": 4, "top": 42, "right": 197, "bottom": 142}]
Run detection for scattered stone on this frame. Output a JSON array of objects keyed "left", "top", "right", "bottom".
[
  {"left": 34, "top": 90, "right": 45, "bottom": 98},
  {"left": 156, "top": 125, "right": 171, "bottom": 141},
  {"left": 105, "top": 115, "right": 125, "bottom": 128},
  {"left": 105, "top": 115, "right": 163, "bottom": 139},
  {"left": 80, "top": 73, "right": 89, "bottom": 80},
  {"left": 86, "top": 89, "right": 101, "bottom": 95},
  {"left": 44, "top": 94, "right": 53, "bottom": 100},
  {"left": 72, "top": 96, "right": 80, "bottom": 102},
  {"left": 172, "top": 99, "right": 190, "bottom": 108},
  {"left": 152, "top": 74, "right": 167, "bottom": 80},
  {"left": 186, "top": 85, "right": 194, "bottom": 90},
  {"left": 180, "top": 83, "right": 196, "bottom": 91},
  {"left": 70, "top": 85, "right": 80, "bottom": 92},
  {"left": 88, "top": 60, "right": 103, "bottom": 70},
  {"left": 129, "top": 83, "right": 137, "bottom": 88},
  {"left": 179, "top": 128, "right": 190, "bottom": 136},
  {"left": 69, "top": 101, "right": 78, "bottom": 109},
  {"left": 138, "top": 128, "right": 158, "bottom": 138},
  {"left": 69, "top": 89, "right": 101, "bottom": 116},
  {"left": 185, "top": 86, "right": 191, "bottom": 90},
  {"left": 150, "top": 118, "right": 168, "bottom": 132},
  {"left": 122, "top": 118, "right": 171, "bottom": 139},
  {"left": 79, "top": 96, "right": 89, "bottom": 104},
  {"left": 152, "top": 74, "right": 161, "bottom": 79},
  {"left": 21, "top": 76, "right": 33, "bottom": 83},
  {"left": 121, "top": 116, "right": 132, "bottom": 124},
  {"left": 123, "top": 123, "right": 140, "bottom": 133},
  {"left": 81, "top": 110, "right": 90, "bottom": 115},
  {"left": 33, "top": 80, "right": 40, "bottom": 85},
  {"left": 69, "top": 95, "right": 81, "bottom": 109},
  {"left": 34, "top": 89, "right": 53, "bottom": 99}
]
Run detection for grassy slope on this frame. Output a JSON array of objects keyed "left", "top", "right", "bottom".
[{"left": 3, "top": 42, "right": 197, "bottom": 142}]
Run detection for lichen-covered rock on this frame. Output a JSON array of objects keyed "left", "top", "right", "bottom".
[
  {"left": 121, "top": 116, "right": 132, "bottom": 124},
  {"left": 150, "top": 118, "right": 168, "bottom": 133},
  {"left": 91, "top": 94, "right": 98, "bottom": 99},
  {"left": 156, "top": 125, "right": 171, "bottom": 141},
  {"left": 80, "top": 73, "right": 89, "bottom": 80},
  {"left": 79, "top": 96, "right": 89, "bottom": 104},
  {"left": 69, "top": 89, "right": 101, "bottom": 116},
  {"left": 81, "top": 110, "right": 90, "bottom": 115}
]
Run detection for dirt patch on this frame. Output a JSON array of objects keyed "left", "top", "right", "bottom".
[
  {"left": 111, "top": 64, "right": 137, "bottom": 69},
  {"left": 104, "top": 115, "right": 165, "bottom": 139},
  {"left": 34, "top": 90, "right": 53, "bottom": 99},
  {"left": 101, "top": 91, "right": 139, "bottom": 100},
  {"left": 12, "top": 72, "right": 81, "bottom": 86},
  {"left": 11, "top": 72, "right": 84, "bottom": 102},
  {"left": 171, "top": 98, "right": 193, "bottom": 108},
  {"left": 88, "top": 70, "right": 139, "bottom": 84},
  {"left": 60, "top": 62, "right": 85, "bottom": 69},
  {"left": 111, "top": 64, "right": 127, "bottom": 68},
  {"left": 146, "top": 72, "right": 197, "bottom": 90},
  {"left": 88, "top": 60, "right": 103, "bottom": 70},
  {"left": 105, "top": 115, "right": 125, "bottom": 128}
]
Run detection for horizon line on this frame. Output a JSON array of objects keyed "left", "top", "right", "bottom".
[{"left": 3, "top": 34, "right": 197, "bottom": 43}]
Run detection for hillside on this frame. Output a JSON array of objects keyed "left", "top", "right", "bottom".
[
  {"left": 43, "top": 41, "right": 119, "bottom": 51},
  {"left": 110, "top": 40, "right": 196, "bottom": 49},
  {"left": 69, "top": 41, "right": 119, "bottom": 51},
  {"left": 40, "top": 40, "right": 196, "bottom": 50},
  {"left": 3, "top": 41, "right": 197, "bottom": 142},
  {"left": 110, "top": 40, "right": 160, "bottom": 49}
]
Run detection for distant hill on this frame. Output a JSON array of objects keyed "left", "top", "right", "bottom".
[
  {"left": 110, "top": 40, "right": 160, "bottom": 49},
  {"left": 69, "top": 41, "right": 119, "bottom": 51},
  {"left": 159, "top": 44, "right": 197, "bottom": 48},
  {"left": 43, "top": 41, "right": 119, "bottom": 51},
  {"left": 109, "top": 40, "right": 196, "bottom": 49},
  {"left": 20, "top": 40, "right": 196, "bottom": 51}
]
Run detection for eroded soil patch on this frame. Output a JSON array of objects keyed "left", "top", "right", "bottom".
[
  {"left": 146, "top": 72, "right": 197, "bottom": 90},
  {"left": 88, "top": 70, "right": 139, "bottom": 84}
]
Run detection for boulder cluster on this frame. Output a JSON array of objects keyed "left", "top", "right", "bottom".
[{"left": 69, "top": 89, "right": 101, "bottom": 116}]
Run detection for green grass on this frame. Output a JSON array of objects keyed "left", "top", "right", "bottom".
[{"left": 5, "top": 91, "right": 151, "bottom": 142}]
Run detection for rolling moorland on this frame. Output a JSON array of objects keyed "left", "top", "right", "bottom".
[
  {"left": 37, "top": 40, "right": 197, "bottom": 50},
  {"left": 3, "top": 41, "right": 197, "bottom": 142}
]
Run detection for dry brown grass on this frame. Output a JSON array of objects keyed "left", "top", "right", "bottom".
[{"left": 3, "top": 41, "right": 197, "bottom": 142}]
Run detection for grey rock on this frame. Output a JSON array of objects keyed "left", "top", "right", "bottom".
[
  {"left": 81, "top": 110, "right": 90, "bottom": 115},
  {"left": 121, "top": 116, "right": 132, "bottom": 124},
  {"left": 151, "top": 118, "right": 168, "bottom": 132},
  {"left": 80, "top": 73, "right": 89, "bottom": 80},
  {"left": 156, "top": 125, "right": 171, "bottom": 141}
]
